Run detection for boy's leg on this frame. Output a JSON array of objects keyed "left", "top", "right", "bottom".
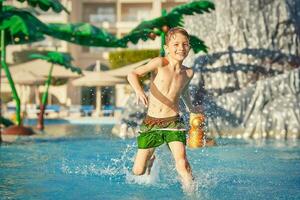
[
  {"left": 132, "top": 148, "right": 155, "bottom": 175},
  {"left": 168, "top": 141, "right": 194, "bottom": 190}
]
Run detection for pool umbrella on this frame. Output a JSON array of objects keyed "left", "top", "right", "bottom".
[
  {"left": 72, "top": 71, "right": 125, "bottom": 87},
  {"left": 2, "top": 59, "right": 82, "bottom": 78},
  {"left": 72, "top": 71, "right": 126, "bottom": 116},
  {"left": 29, "top": 51, "right": 82, "bottom": 130},
  {"left": 118, "top": 0, "right": 215, "bottom": 56},
  {"left": 46, "top": 23, "right": 124, "bottom": 47},
  {"left": 2, "top": 69, "right": 46, "bottom": 85},
  {"left": 106, "top": 59, "right": 151, "bottom": 78},
  {"left": 2, "top": 69, "right": 46, "bottom": 105}
]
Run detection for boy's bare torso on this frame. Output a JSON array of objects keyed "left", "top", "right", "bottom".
[{"left": 147, "top": 59, "right": 192, "bottom": 118}]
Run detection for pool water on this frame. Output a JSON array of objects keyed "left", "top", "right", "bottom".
[{"left": 1, "top": 124, "right": 300, "bottom": 200}]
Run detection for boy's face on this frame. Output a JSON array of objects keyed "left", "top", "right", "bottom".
[{"left": 165, "top": 33, "right": 190, "bottom": 61}]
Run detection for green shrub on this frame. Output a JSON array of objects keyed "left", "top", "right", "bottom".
[{"left": 109, "top": 49, "right": 159, "bottom": 69}]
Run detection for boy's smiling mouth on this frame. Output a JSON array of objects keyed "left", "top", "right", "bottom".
[{"left": 176, "top": 52, "right": 186, "bottom": 56}]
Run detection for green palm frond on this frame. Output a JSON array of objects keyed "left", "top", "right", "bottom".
[
  {"left": 118, "top": 29, "right": 155, "bottom": 45},
  {"left": 16, "top": 0, "right": 69, "bottom": 14},
  {"left": 121, "top": 0, "right": 214, "bottom": 53},
  {"left": 130, "top": 13, "right": 183, "bottom": 33},
  {"left": 170, "top": 0, "right": 215, "bottom": 16},
  {"left": 0, "top": 6, "right": 48, "bottom": 44},
  {"left": 46, "top": 23, "right": 123, "bottom": 47},
  {"left": 130, "top": 0, "right": 214, "bottom": 33},
  {"left": 29, "top": 52, "right": 82, "bottom": 74},
  {"left": 189, "top": 35, "right": 208, "bottom": 53}
]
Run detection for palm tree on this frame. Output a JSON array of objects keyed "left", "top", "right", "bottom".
[
  {"left": 0, "top": 0, "right": 68, "bottom": 136},
  {"left": 119, "top": 0, "right": 215, "bottom": 56},
  {"left": 45, "top": 23, "right": 123, "bottom": 47},
  {"left": 0, "top": 1, "right": 126, "bottom": 136},
  {"left": 29, "top": 51, "right": 82, "bottom": 130}
]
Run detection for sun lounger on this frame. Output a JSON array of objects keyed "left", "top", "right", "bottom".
[
  {"left": 80, "top": 105, "right": 94, "bottom": 116},
  {"left": 45, "top": 105, "right": 61, "bottom": 113},
  {"left": 68, "top": 105, "right": 82, "bottom": 117}
]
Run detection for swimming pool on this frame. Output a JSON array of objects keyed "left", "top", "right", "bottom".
[{"left": 1, "top": 124, "right": 299, "bottom": 200}]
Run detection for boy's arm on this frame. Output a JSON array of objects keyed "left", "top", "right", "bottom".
[
  {"left": 127, "top": 57, "right": 162, "bottom": 106},
  {"left": 181, "top": 70, "right": 203, "bottom": 113}
]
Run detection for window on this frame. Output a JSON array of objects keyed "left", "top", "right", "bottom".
[
  {"left": 121, "top": 3, "right": 152, "bottom": 22},
  {"left": 83, "top": 3, "right": 116, "bottom": 25}
]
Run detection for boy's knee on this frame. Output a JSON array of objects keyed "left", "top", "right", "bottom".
[{"left": 132, "top": 166, "right": 146, "bottom": 176}]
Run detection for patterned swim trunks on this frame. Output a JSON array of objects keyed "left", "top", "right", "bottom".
[{"left": 137, "top": 115, "right": 187, "bottom": 149}]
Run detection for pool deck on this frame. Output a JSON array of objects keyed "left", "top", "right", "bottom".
[
  {"left": 64, "top": 116, "right": 120, "bottom": 125},
  {"left": 1, "top": 117, "right": 121, "bottom": 143},
  {"left": 23, "top": 116, "right": 121, "bottom": 126}
]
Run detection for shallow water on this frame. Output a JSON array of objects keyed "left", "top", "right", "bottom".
[{"left": 1, "top": 124, "right": 300, "bottom": 200}]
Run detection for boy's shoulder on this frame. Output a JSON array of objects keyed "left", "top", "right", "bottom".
[{"left": 149, "top": 57, "right": 168, "bottom": 68}]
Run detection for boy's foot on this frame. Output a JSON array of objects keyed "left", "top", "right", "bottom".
[
  {"left": 146, "top": 154, "right": 156, "bottom": 175},
  {"left": 182, "top": 177, "right": 196, "bottom": 193}
]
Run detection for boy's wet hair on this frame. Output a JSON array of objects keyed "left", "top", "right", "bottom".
[{"left": 165, "top": 27, "right": 190, "bottom": 45}]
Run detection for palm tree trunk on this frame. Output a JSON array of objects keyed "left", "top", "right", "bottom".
[
  {"left": 160, "top": 32, "right": 166, "bottom": 57},
  {"left": 1, "top": 28, "right": 21, "bottom": 126},
  {"left": 160, "top": 9, "right": 167, "bottom": 57},
  {"left": 37, "top": 63, "right": 54, "bottom": 130}
]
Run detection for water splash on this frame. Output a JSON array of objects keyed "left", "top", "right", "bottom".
[
  {"left": 60, "top": 143, "right": 174, "bottom": 187},
  {"left": 60, "top": 141, "right": 219, "bottom": 198},
  {"left": 60, "top": 142, "right": 136, "bottom": 180},
  {"left": 125, "top": 156, "right": 161, "bottom": 186}
]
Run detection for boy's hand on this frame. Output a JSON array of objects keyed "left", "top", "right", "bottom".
[
  {"left": 136, "top": 91, "right": 148, "bottom": 107},
  {"left": 189, "top": 112, "right": 205, "bottom": 127}
]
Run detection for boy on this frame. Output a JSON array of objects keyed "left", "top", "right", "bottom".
[{"left": 127, "top": 27, "right": 202, "bottom": 190}]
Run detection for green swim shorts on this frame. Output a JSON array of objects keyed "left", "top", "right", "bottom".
[{"left": 137, "top": 115, "right": 187, "bottom": 149}]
